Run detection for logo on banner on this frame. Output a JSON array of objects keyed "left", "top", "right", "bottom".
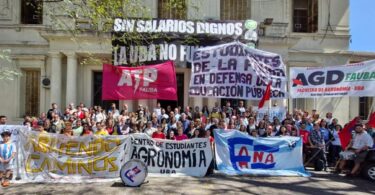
[
  {"left": 228, "top": 138, "right": 279, "bottom": 170},
  {"left": 292, "top": 70, "right": 344, "bottom": 87},
  {"left": 117, "top": 68, "right": 158, "bottom": 93}
]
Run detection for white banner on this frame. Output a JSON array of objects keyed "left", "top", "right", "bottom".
[
  {"left": 214, "top": 129, "right": 309, "bottom": 176},
  {"left": 189, "top": 42, "right": 287, "bottom": 100},
  {"left": 18, "top": 129, "right": 130, "bottom": 181},
  {"left": 254, "top": 107, "right": 286, "bottom": 124},
  {"left": 290, "top": 60, "right": 375, "bottom": 98},
  {"left": 129, "top": 134, "right": 212, "bottom": 177}
]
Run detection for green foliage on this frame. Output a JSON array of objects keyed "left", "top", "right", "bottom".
[{"left": 0, "top": 49, "right": 21, "bottom": 80}]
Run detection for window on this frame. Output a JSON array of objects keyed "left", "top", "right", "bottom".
[
  {"left": 21, "top": 0, "right": 43, "bottom": 24},
  {"left": 293, "top": 0, "right": 318, "bottom": 33},
  {"left": 220, "top": 0, "right": 250, "bottom": 20},
  {"left": 158, "top": 0, "right": 187, "bottom": 19},
  {"left": 359, "top": 97, "right": 373, "bottom": 120},
  {"left": 24, "top": 70, "right": 40, "bottom": 116}
]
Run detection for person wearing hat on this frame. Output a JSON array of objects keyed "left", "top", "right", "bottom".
[{"left": 0, "top": 130, "right": 16, "bottom": 187}]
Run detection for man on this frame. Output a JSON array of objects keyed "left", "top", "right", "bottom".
[
  {"left": 237, "top": 101, "right": 246, "bottom": 117},
  {"left": 174, "top": 108, "right": 181, "bottom": 121},
  {"left": 47, "top": 103, "right": 63, "bottom": 120},
  {"left": 180, "top": 113, "right": 190, "bottom": 133},
  {"left": 0, "top": 116, "right": 7, "bottom": 125},
  {"left": 108, "top": 103, "right": 120, "bottom": 119},
  {"left": 325, "top": 112, "right": 333, "bottom": 125},
  {"left": 309, "top": 123, "right": 327, "bottom": 170},
  {"left": 212, "top": 102, "right": 222, "bottom": 113},
  {"left": 153, "top": 102, "right": 162, "bottom": 117},
  {"left": 224, "top": 101, "right": 233, "bottom": 118},
  {"left": 338, "top": 124, "right": 374, "bottom": 176},
  {"left": 144, "top": 121, "right": 156, "bottom": 137}
]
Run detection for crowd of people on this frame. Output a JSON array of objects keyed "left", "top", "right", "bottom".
[{"left": 1, "top": 100, "right": 375, "bottom": 186}]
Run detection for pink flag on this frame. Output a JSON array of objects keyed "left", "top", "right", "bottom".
[{"left": 102, "top": 61, "right": 177, "bottom": 100}]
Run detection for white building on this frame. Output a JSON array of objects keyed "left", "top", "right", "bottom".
[{"left": 0, "top": 0, "right": 373, "bottom": 124}]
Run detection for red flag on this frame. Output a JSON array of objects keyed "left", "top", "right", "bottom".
[
  {"left": 258, "top": 83, "right": 271, "bottom": 109},
  {"left": 368, "top": 112, "right": 375, "bottom": 128},
  {"left": 338, "top": 117, "right": 358, "bottom": 150}
]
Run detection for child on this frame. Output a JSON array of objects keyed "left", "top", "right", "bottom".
[{"left": 0, "top": 130, "right": 16, "bottom": 187}]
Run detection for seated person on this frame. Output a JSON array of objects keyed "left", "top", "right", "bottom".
[{"left": 338, "top": 124, "right": 374, "bottom": 176}]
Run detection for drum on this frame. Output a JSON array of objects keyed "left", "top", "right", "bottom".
[
  {"left": 339, "top": 151, "right": 356, "bottom": 160},
  {"left": 120, "top": 159, "right": 148, "bottom": 187}
]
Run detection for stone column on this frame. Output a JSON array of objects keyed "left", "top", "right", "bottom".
[
  {"left": 49, "top": 52, "right": 62, "bottom": 107},
  {"left": 65, "top": 52, "right": 78, "bottom": 105}
]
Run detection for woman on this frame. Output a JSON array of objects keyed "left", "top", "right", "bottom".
[
  {"left": 175, "top": 127, "right": 188, "bottom": 141},
  {"left": 202, "top": 105, "right": 210, "bottom": 118},
  {"left": 168, "top": 116, "right": 177, "bottom": 132},
  {"left": 186, "top": 121, "right": 196, "bottom": 138},
  {"left": 247, "top": 117, "right": 256, "bottom": 132},
  {"left": 329, "top": 124, "right": 342, "bottom": 165},
  {"left": 239, "top": 124, "right": 248, "bottom": 134},
  {"left": 167, "top": 130, "right": 176, "bottom": 140},
  {"left": 257, "top": 120, "right": 266, "bottom": 136},
  {"left": 190, "top": 129, "right": 201, "bottom": 139},
  {"left": 60, "top": 122, "right": 73, "bottom": 137},
  {"left": 81, "top": 123, "right": 93, "bottom": 136},
  {"left": 205, "top": 129, "right": 214, "bottom": 145},
  {"left": 276, "top": 126, "right": 288, "bottom": 136},
  {"left": 105, "top": 119, "right": 115, "bottom": 135}
]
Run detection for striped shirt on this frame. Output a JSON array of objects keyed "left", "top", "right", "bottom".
[{"left": 0, "top": 141, "right": 15, "bottom": 160}]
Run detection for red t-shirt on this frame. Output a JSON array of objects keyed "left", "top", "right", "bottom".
[
  {"left": 175, "top": 134, "right": 188, "bottom": 141},
  {"left": 299, "top": 129, "right": 310, "bottom": 144},
  {"left": 152, "top": 132, "right": 166, "bottom": 139}
]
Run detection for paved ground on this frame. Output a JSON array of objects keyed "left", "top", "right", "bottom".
[{"left": 2, "top": 171, "right": 374, "bottom": 195}]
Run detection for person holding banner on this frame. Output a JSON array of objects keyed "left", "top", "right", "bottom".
[{"left": 0, "top": 130, "right": 16, "bottom": 187}]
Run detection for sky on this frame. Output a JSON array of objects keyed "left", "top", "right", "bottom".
[{"left": 350, "top": 0, "right": 375, "bottom": 52}]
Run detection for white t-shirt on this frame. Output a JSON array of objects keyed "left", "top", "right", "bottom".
[
  {"left": 352, "top": 132, "right": 374, "bottom": 149},
  {"left": 144, "top": 127, "right": 156, "bottom": 137}
]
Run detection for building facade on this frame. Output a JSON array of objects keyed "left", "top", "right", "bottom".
[{"left": 0, "top": 0, "right": 373, "bottom": 124}]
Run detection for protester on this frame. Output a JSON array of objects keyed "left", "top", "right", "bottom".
[
  {"left": 0, "top": 130, "right": 16, "bottom": 187},
  {"left": 0, "top": 115, "right": 7, "bottom": 125},
  {"left": 338, "top": 124, "right": 374, "bottom": 176},
  {"left": 152, "top": 125, "right": 166, "bottom": 139},
  {"left": 94, "top": 122, "right": 108, "bottom": 136}
]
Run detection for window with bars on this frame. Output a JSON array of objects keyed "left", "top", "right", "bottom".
[
  {"left": 24, "top": 70, "right": 40, "bottom": 117},
  {"left": 21, "top": 0, "right": 43, "bottom": 24},
  {"left": 158, "top": 0, "right": 187, "bottom": 19},
  {"left": 293, "top": 0, "right": 318, "bottom": 33},
  {"left": 220, "top": 0, "right": 250, "bottom": 20}
]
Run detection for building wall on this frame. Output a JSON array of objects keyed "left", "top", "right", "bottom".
[{"left": 1, "top": 0, "right": 372, "bottom": 124}]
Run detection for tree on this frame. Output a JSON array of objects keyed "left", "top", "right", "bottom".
[{"left": 0, "top": 49, "right": 21, "bottom": 80}]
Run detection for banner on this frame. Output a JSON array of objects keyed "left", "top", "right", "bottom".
[
  {"left": 18, "top": 130, "right": 130, "bottom": 181},
  {"left": 214, "top": 129, "right": 309, "bottom": 176},
  {"left": 254, "top": 107, "right": 287, "bottom": 124},
  {"left": 290, "top": 60, "right": 375, "bottom": 98},
  {"left": 189, "top": 42, "right": 287, "bottom": 100},
  {"left": 102, "top": 61, "right": 177, "bottom": 100},
  {"left": 129, "top": 134, "right": 212, "bottom": 177},
  {"left": 112, "top": 19, "right": 259, "bottom": 65}
]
